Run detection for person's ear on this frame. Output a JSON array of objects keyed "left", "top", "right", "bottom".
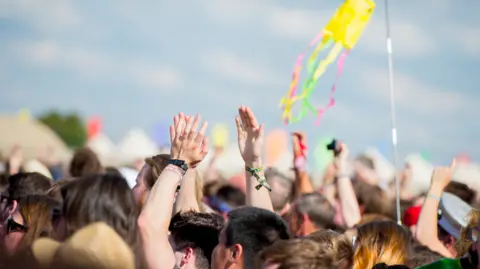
[
  {"left": 8, "top": 200, "right": 17, "bottom": 215},
  {"left": 181, "top": 247, "right": 194, "bottom": 266},
  {"left": 229, "top": 244, "right": 243, "bottom": 263}
]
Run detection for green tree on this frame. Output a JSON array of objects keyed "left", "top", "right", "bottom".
[{"left": 38, "top": 110, "right": 87, "bottom": 149}]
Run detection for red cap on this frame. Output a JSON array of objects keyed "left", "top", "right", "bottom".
[{"left": 403, "top": 205, "right": 422, "bottom": 227}]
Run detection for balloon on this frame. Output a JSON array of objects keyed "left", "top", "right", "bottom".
[
  {"left": 212, "top": 124, "right": 229, "bottom": 148},
  {"left": 17, "top": 109, "right": 31, "bottom": 122},
  {"left": 265, "top": 130, "right": 288, "bottom": 167},
  {"left": 314, "top": 137, "right": 334, "bottom": 171},
  {"left": 87, "top": 116, "right": 102, "bottom": 139},
  {"left": 152, "top": 122, "right": 170, "bottom": 147}
]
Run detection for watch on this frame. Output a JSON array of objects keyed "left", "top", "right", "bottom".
[{"left": 168, "top": 159, "right": 188, "bottom": 173}]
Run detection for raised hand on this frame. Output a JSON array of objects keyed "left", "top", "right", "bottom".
[
  {"left": 333, "top": 142, "right": 349, "bottom": 173},
  {"left": 235, "top": 106, "right": 264, "bottom": 166},
  {"left": 292, "top": 132, "right": 307, "bottom": 158},
  {"left": 169, "top": 113, "right": 209, "bottom": 168},
  {"left": 430, "top": 159, "right": 456, "bottom": 190}
]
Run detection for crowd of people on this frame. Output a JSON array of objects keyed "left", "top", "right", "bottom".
[{"left": 0, "top": 105, "right": 478, "bottom": 269}]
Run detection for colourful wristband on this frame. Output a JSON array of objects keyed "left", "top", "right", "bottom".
[{"left": 426, "top": 193, "right": 441, "bottom": 202}]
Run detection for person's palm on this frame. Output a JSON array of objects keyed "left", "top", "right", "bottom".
[{"left": 235, "top": 106, "right": 264, "bottom": 163}]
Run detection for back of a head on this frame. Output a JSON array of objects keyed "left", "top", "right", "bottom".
[
  {"left": 354, "top": 221, "right": 412, "bottom": 269},
  {"left": 60, "top": 174, "right": 139, "bottom": 248},
  {"left": 265, "top": 168, "right": 293, "bottom": 212},
  {"left": 226, "top": 206, "right": 290, "bottom": 269},
  {"left": 295, "top": 192, "right": 336, "bottom": 230},
  {"left": 7, "top": 172, "right": 53, "bottom": 202},
  {"left": 407, "top": 245, "right": 443, "bottom": 268},
  {"left": 69, "top": 148, "right": 102, "bottom": 177},
  {"left": 353, "top": 181, "right": 392, "bottom": 217},
  {"left": 445, "top": 181, "right": 475, "bottom": 205},
  {"left": 307, "top": 230, "right": 354, "bottom": 269},
  {"left": 258, "top": 238, "right": 344, "bottom": 269},
  {"left": 216, "top": 185, "right": 246, "bottom": 208},
  {"left": 169, "top": 211, "right": 224, "bottom": 269}
]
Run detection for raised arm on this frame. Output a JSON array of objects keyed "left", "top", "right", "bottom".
[
  {"left": 292, "top": 132, "right": 315, "bottom": 196},
  {"left": 415, "top": 160, "right": 456, "bottom": 258},
  {"left": 138, "top": 114, "right": 209, "bottom": 269},
  {"left": 235, "top": 106, "right": 273, "bottom": 211}
]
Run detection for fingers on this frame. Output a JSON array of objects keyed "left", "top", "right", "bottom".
[
  {"left": 169, "top": 125, "right": 175, "bottom": 143},
  {"left": 195, "top": 121, "right": 208, "bottom": 144},
  {"left": 188, "top": 115, "right": 201, "bottom": 140},
  {"left": 245, "top": 106, "right": 258, "bottom": 128},
  {"left": 176, "top": 113, "right": 186, "bottom": 136},
  {"left": 184, "top": 115, "right": 195, "bottom": 139},
  {"left": 201, "top": 136, "right": 210, "bottom": 156},
  {"left": 235, "top": 116, "right": 243, "bottom": 135},
  {"left": 239, "top": 106, "right": 250, "bottom": 128},
  {"left": 258, "top": 124, "right": 265, "bottom": 139}
]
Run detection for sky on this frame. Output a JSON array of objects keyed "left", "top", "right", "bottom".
[{"left": 0, "top": 0, "right": 479, "bottom": 165}]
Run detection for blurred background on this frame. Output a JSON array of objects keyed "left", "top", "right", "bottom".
[{"left": 0, "top": 0, "right": 479, "bottom": 187}]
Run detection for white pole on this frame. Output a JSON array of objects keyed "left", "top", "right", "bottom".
[{"left": 384, "top": 0, "right": 401, "bottom": 225}]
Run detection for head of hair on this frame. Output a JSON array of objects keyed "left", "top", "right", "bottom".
[
  {"left": 372, "top": 263, "right": 411, "bottom": 269},
  {"left": 257, "top": 238, "right": 344, "bottom": 269},
  {"left": 169, "top": 211, "right": 224, "bottom": 269},
  {"left": 456, "top": 208, "right": 480, "bottom": 257},
  {"left": 357, "top": 214, "right": 393, "bottom": 226},
  {"left": 445, "top": 182, "right": 476, "bottom": 205},
  {"left": 216, "top": 185, "right": 245, "bottom": 208},
  {"left": 17, "top": 195, "right": 60, "bottom": 250},
  {"left": 68, "top": 147, "right": 102, "bottom": 177},
  {"left": 265, "top": 168, "right": 294, "bottom": 212},
  {"left": 7, "top": 172, "right": 53, "bottom": 202},
  {"left": 294, "top": 192, "right": 336, "bottom": 230},
  {"left": 59, "top": 173, "right": 139, "bottom": 249},
  {"left": 353, "top": 181, "right": 393, "bottom": 218},
  {"left": 226, "top": 206, "right": 290, "bottom": 269},
  {"left": 354, "top": 221, "right": 412, "bottom": 269},
  {"left": 144, "top": 154, "right": 204, "bottom": 211},
  {"left": 104, "top": 166, "right": 122, "bottom": 177},
  {"left": 307, "top": 230, "right": 354, "bottom": 269},
  {"left": 407, "top": 245, "right": 443, "bottom": 268}
]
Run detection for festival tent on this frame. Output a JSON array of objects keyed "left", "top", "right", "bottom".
[
  {"left": 115, "top": 128, "right": 159, "bottom": 164},
  {"left": 87, "top": 133, "right": 116, "bottom": 166},
  {"left": 0, "top": 115, "right": 71, "bottom": 162}
]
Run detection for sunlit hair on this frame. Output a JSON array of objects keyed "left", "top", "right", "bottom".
[
  {"left": 307, "top": 230, "right": 354, "bottom": 269},
  {"left": 257, "top": 237, "right": 347, "bottom": 269},
  {"left": 357, "top": 214, "right": 392, "bottom": 226},
  {"left": 353, "top": 221, "right": 412, "bottom": 269},
  {"left": 17, "top": 195, "right": 60, "bottom": 250},
  {"left": 143, "top": 154, "right": 204, "bottom": 211},
  {"left": 456, "top": 208, "right": 480, "bottom": 257}
]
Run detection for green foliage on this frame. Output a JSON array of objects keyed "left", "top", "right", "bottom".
[{"left": 38, "top": 110, "right": 87, "bottom": 149}]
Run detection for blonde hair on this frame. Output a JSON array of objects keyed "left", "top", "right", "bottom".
[
  {"left": 143, "top": 154, "right": 204, "bottom": 211},
  {"left": 307, "top": 230, "right": 354, "bottom": 269},
  {"left": 354, "top": 221, "right": 411, "bottom": 269},
  {"left": 456, "top": 208, "right": 480, "bottom": 257}
]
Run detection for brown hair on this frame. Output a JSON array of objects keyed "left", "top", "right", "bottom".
[
  {"left": 17, "top": 195, "right": 60, "bottom": 250},
  {"left": 354, "top": 181, "right": 393, "bottom": 218},
  {"left": 307, "top": 230, "right": 354, "bottom": 269},
  {"left": 456, "top": 209, "right": 480, "bottom": 257},
  {"left": 357, "top": 214, "right": 393, "bottom": 226},
  {"left": 69, "top": 147, "right": 102, "bottom": 177},
  {"left": 257, "top": 237, "right": 347, "bottom": 269},
  {"left": 143, "top": 154, "right": 204, "bottom": 211},
  {"left": 354, "top": 221, "right": 412, "bottom": 269}
]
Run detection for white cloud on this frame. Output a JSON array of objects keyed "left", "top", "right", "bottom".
[
  {"left": 21, "top": 40, "right": 183, "bottom": 91},
  {"left": 201, "top": 50, "right": 282, "bottom": 88},
  {"left": 266, "top": 8, "right": 330, "bottom": 40},
  {"left": 0, "top": 0, "right": 81, "bottom": 33},
  {"left": 359, "top": 66, "right": 474, "bottom": 114}
]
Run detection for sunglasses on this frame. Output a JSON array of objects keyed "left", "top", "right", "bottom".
[{"left": 7, "top": 218, "right": 28, "bottom": 234}]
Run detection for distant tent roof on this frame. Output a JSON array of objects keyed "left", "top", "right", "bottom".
[
  {"left": 87, "top": 133, "right": 116, "bottom": 166},
  {"left": 116, "top": 128, "right": 158, "bottom": 163},
  {"left": 0, "top": 115, "right": 71, "bottom": 162}
]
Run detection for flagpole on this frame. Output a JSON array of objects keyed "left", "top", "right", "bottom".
[{"left": 384, "top": 0, "right": 401, "bottom": 224}]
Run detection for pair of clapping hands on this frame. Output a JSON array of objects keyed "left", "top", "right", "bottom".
[{"left": 168, "top": 106, "right": 264, "bottom": 169}]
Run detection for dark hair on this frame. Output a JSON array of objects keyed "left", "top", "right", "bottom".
[
  {"left": 407, "top": 245, "right": 443, "bottom": 268},
  {"left": 226, "top": 206, "right": 290, "bottom": 269},
  {"left": 294, "top": 192, "right": 336, "bottom": 230},
  {"left": 59, "top": 173, "right": 141, "bottom": 266},
  {"left": 372, "top": 263, "right": 410, "bottom": 269},
  {"left": 105, "top": 166, "right": 122, "bottom": 177},
  {"left": 68, "top": 147, "right": 102, "bottom": 177},
  {"left": 445, "top": 182, "right": 475, "bottom": 205},
  {"left": 216, "top": 185, "right": 245, "bottom": 208},
  {"left": 169, "top": 211, "right": 224, "bottom": 269},
  {"left": 7, "top": 172, "right": 53, "bottom": 202}
]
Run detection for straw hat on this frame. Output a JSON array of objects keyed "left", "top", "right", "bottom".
[{"left": 32, "top": 222, "right": 134, "bottom": 269}]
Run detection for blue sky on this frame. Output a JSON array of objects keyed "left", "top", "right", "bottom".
[{"left": 1, "top": 0, "right": 479, "bottom": 165}]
